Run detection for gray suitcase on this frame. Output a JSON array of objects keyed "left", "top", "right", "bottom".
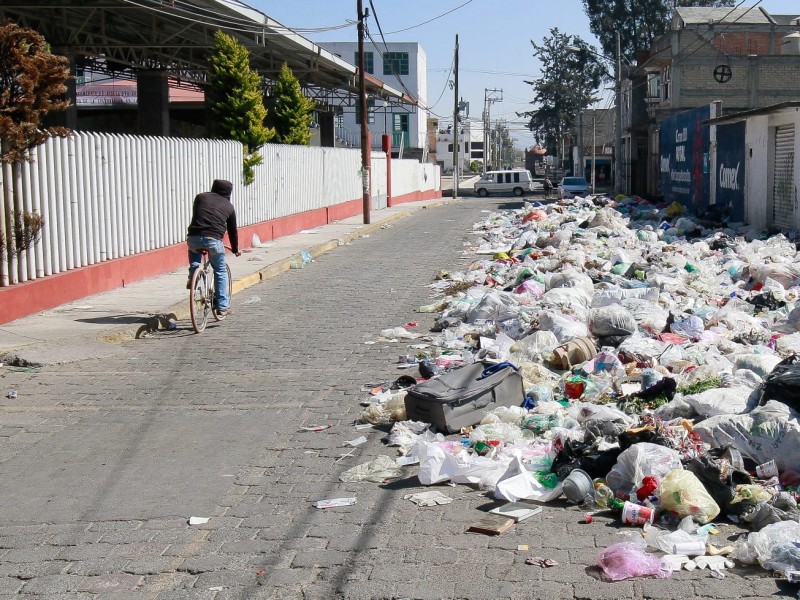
[{"left": 404, "top": 362, "right": 525, "bottom": 433}]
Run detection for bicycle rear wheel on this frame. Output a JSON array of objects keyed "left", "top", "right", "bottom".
[
  {"left": 213, "top": 263, "right": 233, "bottom": 321},
  {"left": 189, "top": 267, "right": 211, "bottom": 333}
]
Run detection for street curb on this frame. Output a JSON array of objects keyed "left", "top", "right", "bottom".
[{"left": 0, "top": 198, "right": 463, "bottom": 366}]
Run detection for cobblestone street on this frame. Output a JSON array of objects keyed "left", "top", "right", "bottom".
[{"left": 0, "top": 197, "right": 789, "bottom": 599}]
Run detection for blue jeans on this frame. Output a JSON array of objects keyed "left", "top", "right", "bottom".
[{"left": 187, "top": 236, "right": 230, "bottom": 311}]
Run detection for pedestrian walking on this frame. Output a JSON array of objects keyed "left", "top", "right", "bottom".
[{"left": 543, "top": 177, "right": 553, "bottom": 199}]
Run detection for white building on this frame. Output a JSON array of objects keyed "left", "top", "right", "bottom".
[
  {"left": 434, "top": 119, "right": 485, "bottom": 173},
  {"left": 320, "top": 41, "right": 428, "bottom": 155}
]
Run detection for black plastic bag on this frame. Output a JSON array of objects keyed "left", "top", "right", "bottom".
[
  {"left": 551, "top": 439, "right": 622, "bottom": 480},
  {"left": 760, "top": 354, "right": 800, "bottom": 411},
  {"left": 684, "top": 453, "right": 753, "bottom": 517}
]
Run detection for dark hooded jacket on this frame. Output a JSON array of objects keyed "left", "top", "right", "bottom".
[{"left": 187, "top": 179, "right": 238, "bottom": 254}]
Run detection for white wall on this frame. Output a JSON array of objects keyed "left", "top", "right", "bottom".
[
  {"left": 742, "top": 112, "right": 800, "bottom": 231},
  {"left": 0, "top": 133, "right": 439, "bottom": 286},
  {"left": 744, "top": 115, "right": 769, "bottom": 231}
]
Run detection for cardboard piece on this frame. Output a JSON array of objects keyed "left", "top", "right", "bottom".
[
  {"left": 466, "top": 513, "right": 515, "bottom": 535},
  {"left": 489, "top": 502, "right": 543, "bottom": 522}
]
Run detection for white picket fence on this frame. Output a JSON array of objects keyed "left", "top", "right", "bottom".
[{"left": 0, "top": 132, "right": 440, "bottom": 286}]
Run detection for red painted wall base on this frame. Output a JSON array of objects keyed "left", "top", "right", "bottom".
[{"left": 1, "top": 191, "right": 442, "bottom": 324}]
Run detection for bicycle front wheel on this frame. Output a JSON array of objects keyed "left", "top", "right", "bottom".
[
  {"left": 213, "top": 263, "right": 233, "bottom": 321},
  {"left": 189, "top": 268, "right": 211, "bottom": 333}
]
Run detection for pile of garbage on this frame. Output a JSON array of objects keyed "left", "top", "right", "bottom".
[{"left": 358, "top": 195, "right": 800, "bottom": 582}]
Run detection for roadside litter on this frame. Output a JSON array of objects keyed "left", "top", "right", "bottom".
[{"left": 347, "top": 194, "right": 800, "bottom": 586}]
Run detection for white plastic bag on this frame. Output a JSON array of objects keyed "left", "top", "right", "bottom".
[
  {"left": 606, "top": 443, "right": 683, "bottom": 494},
  {"left": 590, "top": 306, "right": 637, "bottom": 337},
  {"left": 732, "top": 520, "right": 800, "bottom": 565},
  {"left": 683, "top": 386, "right": 755, "bottom": 417},
  {"left": 694, "top": 401, "right": 800, "bottom": 471},
  {"left": 494, "top": 456, "right": 563, "bottom": 502},
  {"left": 538, "top": 311, "right": 590, "bottom": 344}
]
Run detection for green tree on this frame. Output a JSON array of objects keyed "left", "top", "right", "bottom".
[
  {"left": 583, "top": 0, "right": 734, "bottom": 61},
  {"left": 522, "top": 28, "right": 604, "bottom": 156},
  {"left": 207, "top": 30, "right": 274, "bottom": 185},
  {"left": 0, "top": 20, "right": 68, "bottom": 274},
  {"left": 268, "top": 62, "right": 316, "bottom": 145}
]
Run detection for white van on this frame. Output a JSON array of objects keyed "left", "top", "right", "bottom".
[{"left": 474, "top": 169, "right": 537, "bottom": 197}]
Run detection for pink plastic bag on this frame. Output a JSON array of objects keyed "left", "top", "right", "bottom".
[{"left": 597, "top": 541, "right": 671, "bottom": 581}]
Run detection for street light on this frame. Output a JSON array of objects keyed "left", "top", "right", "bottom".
[{"left": 566, "top": 31, "right": 625, "bottom": 195}]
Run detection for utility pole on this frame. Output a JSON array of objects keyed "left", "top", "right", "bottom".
[
  {"left": 615, "top": 29, "right": 623, "bottom": 195},
  {"left": 452, "top": 34, "right": 459, "bottom": 199},
  {"left": 357, "top": 0, "right": 370, "bottom": 224},
  {"left": 577, "top": 111, "right": 584, "bottom": 179},
  {"left": 592, "top": 110, "right": 597, "bottom": 194},
  {"left": 482, "top": 88, "right": 502, "bottom": 172}
]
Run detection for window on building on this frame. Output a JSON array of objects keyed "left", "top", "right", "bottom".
[
  {"left": 383, "top": 52, "right": 409, "bottom": 75},
  {"left": 334, "top": 114, "right": 344, "bottom": 128},
  {"left": 472, "top": 141, "right": 484, "bottom": 150},
  {"left": 448, "top": 143, "right": 453, "bottom": 152},
  {"left": 663, "top": 67, "right": 671, "bottom": 101},
  {"left": 647, "top": 73, "right": 661, "bottom": 100},
  {"left": 354, "top": 51, "right": 374, "bottom": 74},
  {"left": 355, "top": 98, "right": 375, "bottom": 124}
]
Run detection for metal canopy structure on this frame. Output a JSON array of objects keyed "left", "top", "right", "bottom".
[{"left": 0, "top": 0, "right": 414, "bottom": 109}]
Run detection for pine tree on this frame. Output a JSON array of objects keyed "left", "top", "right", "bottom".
[
  {"left": 269, "top": 63, "right": 315, "bottom": 146},
  {"left": 207, "top": 31, "right": 274, "bottom": 185}
]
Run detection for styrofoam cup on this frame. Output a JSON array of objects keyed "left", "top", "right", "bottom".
[
  {"left": 622, "top": 501, "right": 655, "bottom": 526},
  {"left": 672, "top": 540, "right": 706, "bottom": 556}
]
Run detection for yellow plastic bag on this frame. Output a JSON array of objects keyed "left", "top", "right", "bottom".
[
  {"left": 665, "top": 201, "right": 685, "bottom": 217},
  {"left": 658, "top": 468, "right": 720, "bottom": 524}
]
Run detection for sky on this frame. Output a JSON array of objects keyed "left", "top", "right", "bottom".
[{"left": 255, "top": 0, "right": 800, "bottom": 150}]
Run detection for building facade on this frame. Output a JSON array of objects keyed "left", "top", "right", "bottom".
[
  {"left": 434, "top": 120, "right": 485, "bottom": 173},
  {"left": 625, "top": 6, "right": 800, "bottom": 198},
  {"left": 321, "top": 41, "right": 428, "bottom": 156}
]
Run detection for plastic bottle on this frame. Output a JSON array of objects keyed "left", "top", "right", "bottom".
[{"left": 594, "top": 483, "right": 614, "bottom": 508}]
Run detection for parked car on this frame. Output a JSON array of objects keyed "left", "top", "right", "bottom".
[
  {"left": 474, "top": 169, "right": 537, "bottom": 197},
  {"left": 558, "top": 176, "right": 590, "bottom": 199}
]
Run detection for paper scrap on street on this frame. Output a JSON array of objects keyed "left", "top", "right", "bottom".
[
  {"left": 403, "top": 490, "right": 453, "bottom": 507},
  {"left": 314, "top": 497, "right": 357, "bottom": 509},
  {"left": 188, "top": 516, "right": 210, "bottom": 525},
  {"left": 300, "top": 424, "right": 334, "bottom": 432},
  {"left": 343, "top": 436, "right": 367, "bottom": 447}
]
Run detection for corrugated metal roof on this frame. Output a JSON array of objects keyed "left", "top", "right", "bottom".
[{"left": 675, "top": 6, "right": 774, "bottom": 25}]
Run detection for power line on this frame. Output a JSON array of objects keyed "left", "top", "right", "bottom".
[{"left": 384, "top": 0, "right": 474, "bottom": 34}]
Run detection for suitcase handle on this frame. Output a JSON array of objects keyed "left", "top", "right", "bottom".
[{"left": 478, "top": 361, "right": 518, "bottom": 380}]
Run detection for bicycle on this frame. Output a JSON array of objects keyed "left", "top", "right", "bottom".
[{"left": 189, "top": 249, "right": 232, "bottom": 333}]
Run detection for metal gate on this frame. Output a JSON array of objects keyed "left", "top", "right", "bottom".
[{"left": 772, "top": 124, "right": 796, "bottom": 229}]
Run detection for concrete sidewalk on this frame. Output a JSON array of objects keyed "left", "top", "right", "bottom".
[{"left": 0, "top": 196, "right": 465, "bottom": 367}]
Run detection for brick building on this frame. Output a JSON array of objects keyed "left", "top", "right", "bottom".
[{"left": 623, "top": 6, "right": 800, "bottom": 198}]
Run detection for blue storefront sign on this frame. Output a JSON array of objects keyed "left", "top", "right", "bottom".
[
  {"left": 715, "top": 121, "right": 746, "bottom": 222},
  {"left": 659, "top": 105, "right": 711, "bottom": 210}
]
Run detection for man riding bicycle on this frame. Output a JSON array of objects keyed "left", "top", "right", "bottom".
[{"left": 186, "top": 179, "right": 240, "bottom": 316}]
